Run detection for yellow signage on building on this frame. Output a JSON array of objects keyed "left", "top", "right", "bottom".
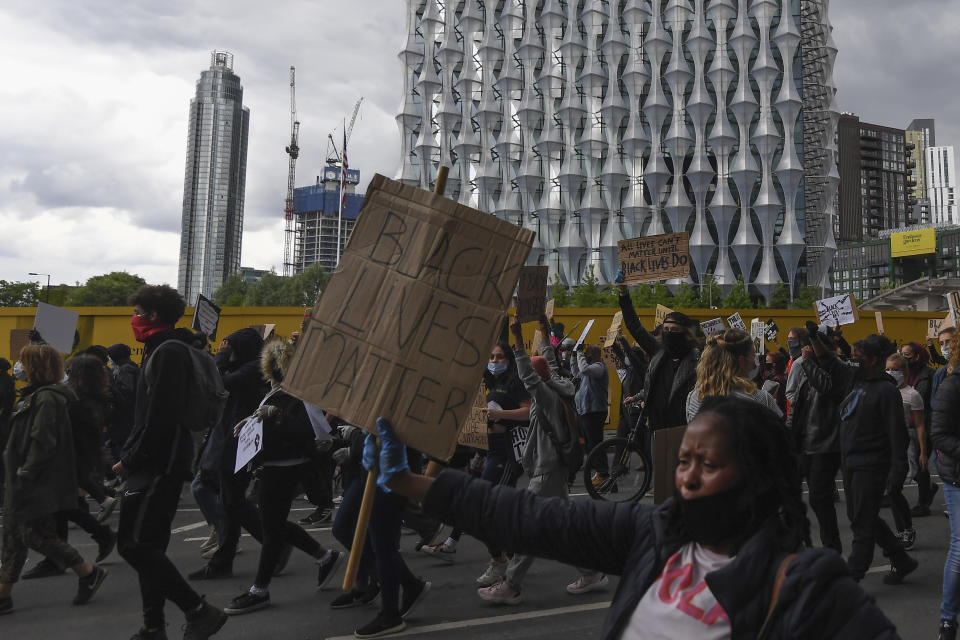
[{"left": 891, "top": 228, "right": 936, "bottom": 257}]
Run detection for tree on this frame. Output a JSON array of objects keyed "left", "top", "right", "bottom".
[
  {"left": 242, "top": 272, "right": 293, "bottom": 306},
  {"left": 288, "top": 262, "right": 329, "bottom": 306},
  {"left": 767, "top": 282, "right": 791, "bottom": 310},
  {"left": 570, "top": 266, "right": 618, "bottom": 308},
  {"left": 66, "top": 272, "right": 147, "bottom": 306},
  {"left": 672, "top": 282, "right": 700, "bottom": 309},
  {"left": 651, "top": 283, "right": 674, "bottom": 307},
  {"left": 0, "top": 280, "right": 39, "bottom": 307},
  {"left": 214, "top": 274, "right": 248, "bottom": 307},
  {"left": 722, "top": 276, "right": 753, "bottom": 309},
  {"left": 630, "top": 283, "right": 655, "bottom": 308},
  {"left": 792, "top": 285, "right": 821, "bottom": 311},
  {"left": 548, "top": 276, "right": 572, "bottom": 308}
]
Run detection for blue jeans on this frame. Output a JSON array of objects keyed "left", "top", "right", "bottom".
[{"left": 942, "top": 482, "right": 960, "bottom": 623}]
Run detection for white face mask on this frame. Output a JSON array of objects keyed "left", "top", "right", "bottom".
[
  {"left": 886, "top": 369, "right": 905, "bottom": 386},
  {"left": 12, "top": 360, "right": 26, "bottom": 382},
  {"left": 943, "top": 345, "right": 952, "bottom": 359}
]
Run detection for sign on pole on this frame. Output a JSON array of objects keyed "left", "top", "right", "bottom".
[
  {"left": 33, "top": 302, "right": 79, "bottom": 355},
  {"left": 282, "top": 174, "right": 534, "bottom": 461},
  {"left": 516, "top": 266, "right": 549, "bottom": 323},
  {"left": 192, "top": 294, "right": 221, "bottom": 343},
  {"left": 875, "top": 312, "right": 884, "bottom": 335},
  {"left": 574, "top": 319, "right": 596, "bottom": 351},
  {"left": 544, "top": 299, "right": 555, "bottom": 322},
  {"left": 814, "top": 293, "right": 859, "bottom": 327},
  {"left": 604, "top": 311, "right": 624, "bottom": 347},
  {"left": 617, "top": 232, "right": 691, "bottom": 285},
  {"left": 726, "top": 312, "right": 747, "bottom": 332},
  {"left": 700, "top": 317, "right": 725, "bottom": 338}
]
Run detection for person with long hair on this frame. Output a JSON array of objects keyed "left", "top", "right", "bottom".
[
  {"left": 685, "top": 329, "right": 781, "bottom": 422},
  {"left": 0, "top": 344, "right": 108, "bottom": 614},
  {"left": 365, "top": 396, "right": 898, "bottom": 639},
  {"left": 884, "top": 353, "right": 922, "bottom": 550},
  {"left": 901, "top": 340, "right": 938, "bottom": 516}
]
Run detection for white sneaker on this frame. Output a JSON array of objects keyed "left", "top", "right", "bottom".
[
  {"left": 477, "top": 580, "right": 522, "bottom": 605},
  {"left": 566, "top": 573, "right": 609, "bottom": 594},
  {"left": 420, "top": 539, "right": 457, "bottom": 563},
  {"left": 96, "top": 496, "right": 117, "bottom": 523},
  {"left": 475, "top": 559, "right": 507, "bottom": 587}
]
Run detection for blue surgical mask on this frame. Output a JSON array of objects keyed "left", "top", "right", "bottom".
[{"left": 487, "top": 362, "right": 508, "bottom": 376}]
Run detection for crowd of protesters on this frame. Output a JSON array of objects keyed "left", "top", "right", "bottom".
[{"left": 2, "top": 280, "right": 960, "bottom": 640}]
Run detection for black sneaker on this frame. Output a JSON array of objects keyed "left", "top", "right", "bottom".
[
  {"left": 21, "top": 558, "right": 66, "bottom": 579},
  {"left": 129, "top": 627, "right": 168, "bottom": 640},
  {"left": 883, "top": 555, "right": 919, "bottom": 585},
  {"left": 224, "top": 591, "right": 270, "bottom": 616},
  {"left": 96, "top": 528, "right": 117, "bottom": 563},
  {"left": 0, "top": 597, "right": 12, "bottom": 616},
  {"left": 911, "top": 503, "right": 932, "bottom": 517},
  {"left": 940, "top": 619, "right": 958, "bottom": 640},
  {"left": 299, "top": 507, "right": 333, "bottom": 526},
  {"left": 73, "top": 565, "right": 109, "bottom": 605},
  {"left": 354, "top": 612, "right": 406, "bottom": 638},
  {"left": 183, "top": 600, "right": 227, "bottom": 640},
  {"left": 317, "top": 550, "right": 343, "bottom": 589},
  {"left": 400, "top": 579, "right": 431, "bottom": 619},
  {"left": 330, "top": 584, "right": 380, "bottom": 609},
  {"left": 188, "top": 564, "right": 233, "bottom": 581},
  {"left": 898, "top": 528, "right": 917, "bottom": 551}
]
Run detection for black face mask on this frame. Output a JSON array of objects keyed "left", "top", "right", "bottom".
[
  {"left": 663, "top": 331, "right": 690, "bottom": 356},
  {"left": 674, "top": 484, "right": 750, "bottom": 547},
  {"left": 787, "top": 338, "right": 802, "bottom": 360}
]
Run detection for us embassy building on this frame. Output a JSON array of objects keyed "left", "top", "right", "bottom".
[{"left": 395, "top": 0, "right": 839, "bottom": 303}]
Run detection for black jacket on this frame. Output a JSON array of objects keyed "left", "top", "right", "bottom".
[
  {"left": 259, "top": 390, "right": 317, "bottom": 464},
  {"left": 121, "top": 328, "right": 205, "bottom": 480},
  {"left": 68, "top": 393, "right": 109, "bottom": 483},
  {"left": 787, "top": 351, "right": 852, "bottom": 455},
  {"left": 618, "top": 292, "right": 697, "bottom": 429},
  {"left": 839, "top": 374, "right": 908, "bottom": 474},
  {"left": 423, "top": 470, "right": 899, "bottom": 639},
  {"left": 932, "top": 369, "right": 960, "bottom": 485}
]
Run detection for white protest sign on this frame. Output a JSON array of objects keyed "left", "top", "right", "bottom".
[
  {"left": 814, "top": 293, "right": 858, "bottom": 327},
  {"left": 726, "top": 312, "right": 747, "bottom": 332},
  {"left": 700, "top": 317, "right": 725, "bottom": 337},
  {"left": 235, "top": 416, "right": 264, "bottom": 473},
  {"left": 750, "top": 318, "right": 764, "bottom": 353},
  {"left": 34, "top": 302, "right": 79, "bottom": 354},
  {"left": 574, "top": 319, "right": 596, "bottom": 350},
  {"left": 192, "top": 294, "right": 221, "bottom": 342}
]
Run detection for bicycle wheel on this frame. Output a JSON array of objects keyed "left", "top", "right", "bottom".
[{"left": 582, "top": 437, "right": 651, "bottom": 503}]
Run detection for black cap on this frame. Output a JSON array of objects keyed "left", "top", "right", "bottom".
[{"left": 663, "top": 311, "right": 693, "bottom": 328}]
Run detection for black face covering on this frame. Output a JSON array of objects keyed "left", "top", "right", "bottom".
[
  {"left": 787, "top": 339, "right": 802, "bottom": 360},
  {"left": 674, "top": 485, "right": 749, "bottom": 548},
  {"left": 663, "top": 331, "right": 690, "bottom": 356}
]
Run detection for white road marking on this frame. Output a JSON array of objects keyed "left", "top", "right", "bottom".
[
  {"left": 867, "top": 564, "right": 892, "bottom": 574},
  {"left": 171, "top": 521, "right": 208, "bottom": 534},
  {"left": 324, "top": 601, "right": 610, "bottom": 640}
]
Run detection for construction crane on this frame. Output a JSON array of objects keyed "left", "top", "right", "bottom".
[
  {"left": 282, "top": 66, "right": 300, "bottom": 277},
  {"left": 325, "top": 97, "right": 364, "bottom": 165}
]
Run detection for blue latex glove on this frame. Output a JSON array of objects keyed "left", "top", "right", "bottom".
[
  {"left": 375, "top": 416, "right": 409, "bottom": 492},
  {"left": 362, "top": 433, "right": 378, "bottom": 472},
  {"left": 614, "top": 269, "right": 625, "bottom": 284}
]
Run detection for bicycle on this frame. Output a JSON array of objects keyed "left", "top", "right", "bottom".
[{"left": 582, "top": 399, "right": 652, "bottom": 502}]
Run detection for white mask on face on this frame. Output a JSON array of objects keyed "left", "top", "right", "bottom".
[
  {"left": 886, "top": 369, "right": 905, "bottom": 386},
  {"left": 943, "top": 345, "right": 952, "bottom": 359}
]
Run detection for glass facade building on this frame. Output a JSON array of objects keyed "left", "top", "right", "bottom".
[
  {"left": 396, "top": 0, "right": 839, "bottom": 301},
  {"left": 178, "top": 51, "right": 250, "bottom": 305}
]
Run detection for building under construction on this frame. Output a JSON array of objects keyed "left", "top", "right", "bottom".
[{"left": 290, "top": 166, "right": 364, "bottom": 274}]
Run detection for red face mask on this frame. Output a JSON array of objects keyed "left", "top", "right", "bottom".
[{"left": 131, "top": 314, "right": 172, "bottom": 343}]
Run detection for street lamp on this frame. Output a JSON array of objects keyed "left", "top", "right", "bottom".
[{"left": 28, "top": 272, "right": 51, "bottom": 303}]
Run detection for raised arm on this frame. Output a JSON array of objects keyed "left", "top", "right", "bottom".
[{"left": 617, "top": 285, "right": 660, "bottom": 356}]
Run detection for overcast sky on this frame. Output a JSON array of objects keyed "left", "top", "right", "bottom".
[{"left": 1, "top": 0, "right": 957, "bottom": 288}]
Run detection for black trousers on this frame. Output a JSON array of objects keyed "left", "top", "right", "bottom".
[
  {"left": 210, "top": 469, "right": 263, "bottom": 570},
  {"left": 117, "top": 474, "right": 202, "bottom": 629},
  {"left": 582, "top": 411, "right": 608, "bottom": 474},
  {"left": 803, "top": 452, "right": 842, "bottom": 554},
  {"left": 843, "top": 466, "right": 908, "bottom": 579}
]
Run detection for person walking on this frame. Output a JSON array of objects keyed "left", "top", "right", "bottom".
[
  {"left": 884, "top": 353, "right": 922, "bottom": 549},
  {"left": 0, "top": 344, "right": 108, "bottom": 615},
  {"left": 573, "top": 342, "right": 610, "bottom": 485},
  {"left": 901, "top": 341, "right": 938, "bottom": 516},
  {"left": 112, "top": 285, "right": 227, "bottom": 640},
  {"left": 105, "top": 344, "right": 139, "bottom": 472}
]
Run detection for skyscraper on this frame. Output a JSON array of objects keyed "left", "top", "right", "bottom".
[
  {"left": 906, "top": 118, "right": 935, "bottom": 224},
  {"left": 178, "top": 51, "right": 250, "bottom": 305},
  {"left": 396, "top": 0, "right": 839, "bottom": 301},
  {"left": 928, "top": 145, "right": 958, "bottom": 225}
]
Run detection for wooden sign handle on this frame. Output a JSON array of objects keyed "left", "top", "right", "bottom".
[{"left": 341, "top": 166, "right": 450, "bottom": 592}]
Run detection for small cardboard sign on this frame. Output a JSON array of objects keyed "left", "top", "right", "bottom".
[
  {"left": 531, "top": 329, "right": 543, "bottom": 356},
  {"left": 928, "top": 314, "right": 955, "bottom": 339},
  {"left": 9, "top": 329, "right": 31, "bottom": 362},
  {"left": 511, "top": 426, "right": 529, "bottom": 463},
  {"left": 949, "top": 291, "right": 960, "bottom": 328},
  {"left": 604, "top": 311, "right": 624, "bottom": 348},
  {"left": 764, "top": 319, "right": 779, "bottom": 342},
  {"left": 33, "top": 302, "right": 79, "bottom": 354},
  {"left": 456, "top": 384, "right": 489, "bottom": 450},
  {"left": 545, "top": 299, "right": 555, "bottom": 322},
  {"left": 700, "top": 317, "right": 725, "bottom": 337},
  {"left": 516, "top": 265, "right": 549, "bottom": 323},
  {"left": 875, "top": 312, "right": 884, "bottom": 335},
  {"left": 617, "top": 232, "right": 691, "bottom": 285},
  {"left": 574, "top": 319, "right": 596, "bottom": 351},
  {"left": 726, "top": 312, "right": 747, "bottom": 332},
  {"left": 234, "top": 416, "right": 264, "bottom": 473},
  {"left": 192, "top": 294, "right": 221, "bottom": 343},
  {"left": 814, "top": 293, "right": 858, "bottom": 327},
  {"left": 655, "top": 304, "right": 674, "bottom": 328}
]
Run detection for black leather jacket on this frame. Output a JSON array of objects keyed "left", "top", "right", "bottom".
[
  {"left": 932, "top": 369, "right": 960, "bottom": 485},
  {"left": 787, "top": 351, "right": 853, "bottom": 455}
]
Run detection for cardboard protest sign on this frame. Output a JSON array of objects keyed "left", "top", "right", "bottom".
[
  {"left": 949, "top": 291, "right": 960, "bottom": 328},
  {"left": 544, "top": 299, "right": 555, "bottom": 322},
  {"left": 617, "top": 232, "right": 691, "bottom": 285},
  {"left": 727, "top": 312, "right": 747, "bottom": 332},
  {"left": 764, "top": 319, "right": 779, "bottom": 342},
  {"left": 456, "top": 384, "right": 489, "bottom": 450},
  {"left": 602, "top": 345, "right": 619, "bottom": 368},
  {"left": 875, "top": 312, "right": 884, "bottom": 335},
  {"left": 574, "top": 319, "right": 596, "bottom": 351},
  {"left": 235, "top": 417, "right": 264, "bottom": 473},
  {"left": 814, "top": 293, "right": 858, "bottom": 327},
  {"left": 282, "top": 174, "right": 534, "bottom": 461},
  {"left": 531, "top": 329, "right": 543, "bottom": 355},
  {"left": 516, "top": 265, "right": 548, "bottom": 323},
  {"left": 192, "top": 294, "right": 221, "bottom": 343},
  {"left": 603, "top": 311, "right": 624, "bottom": 348},
  {"left": 929, "top": 314, "right": 955, "bottom": 339},
  {"left": 9, "top": 329, "right": 31, "bottom": 362},
  {"left": 700, "top": 317, "right": 725, "bottom": 337},
  {"left": 33, "top": 302, "right": 78, "bottom": 354},
  {"left": 655, "top": 304, "right": 674, "bottom": 328}
]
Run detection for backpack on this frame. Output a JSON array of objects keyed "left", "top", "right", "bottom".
[
  {"left": 550, "top": 393, "right": 585, "bottom": 476},
  {"left": 146, "top": 339, "right": 228, "bottom": 433}
]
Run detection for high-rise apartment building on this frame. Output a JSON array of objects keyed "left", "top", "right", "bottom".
[
  {"left": 291, "top": 166, "right": 364, "bottom": 274},
  {"left": 928, "top": 145, "right": 958, "bottom": 224},
  {"left": 836, "top": 114, "right": 912, "bottom": 242},
  {"left": 906, "top": 118, "right": 935, "bottom": 224},
  {"left": 397, "top": 0, "right": 839, "bottom": 300},
  {"left": 178, "top": 51, "right": 250, "bottom": 304}
]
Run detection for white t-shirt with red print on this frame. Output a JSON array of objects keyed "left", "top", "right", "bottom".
[{"left": 621, "top": 542, "right": 734, "bottom": 640}]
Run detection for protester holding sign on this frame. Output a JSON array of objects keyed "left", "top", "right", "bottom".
[
  {"left": 572, "top": 343, "right": 610, "bottom": 484},
  {"left": 366, "top": 398, "right": 900, "bottom": 640},
  {"left": 685, "top": 329, "right": 781, "bottom": 423}
]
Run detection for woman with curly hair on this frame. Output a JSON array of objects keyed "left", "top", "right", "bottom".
[{"left": 685, "top": 328, "right": 781, "bottom": 423}]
